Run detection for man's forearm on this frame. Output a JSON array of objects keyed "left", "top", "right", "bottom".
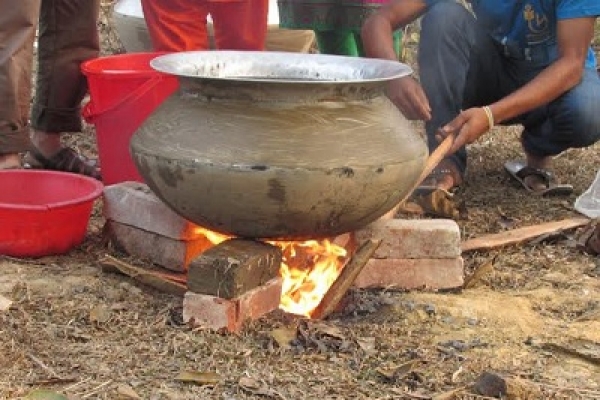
[
  {"left": 490, "top": 58, "right": 585, "bottom": 125},
  {"left": 362, "top": 15, "right": 400, "bottom": 61},
  {"left": 489, "top": 16, "right": 595, "bottom": 125},
  {"left": 362, "top": 0, "right": 428, "bottom": 61}
]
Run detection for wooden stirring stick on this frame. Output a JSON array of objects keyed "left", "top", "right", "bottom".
[
  {"left": 412, "top": 133, "right": 455, "bottom": 191},
  {"left": 383, "top": 134, "right": 455, "bottom": 218}
]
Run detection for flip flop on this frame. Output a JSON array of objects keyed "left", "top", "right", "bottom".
[{"left": 504, "top": 160, "right": 573, "bottom": 196}]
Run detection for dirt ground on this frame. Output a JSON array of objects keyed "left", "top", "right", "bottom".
[{"left": 0, "top": 10, "right": 599, "bottom": 400}]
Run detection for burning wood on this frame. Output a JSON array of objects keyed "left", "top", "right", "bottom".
[
  {"left": 312, "top": 239, "right": 381, "bottom": 320},
  {"left": 191, "top": 226, "right": 357, "bottom": 318}
]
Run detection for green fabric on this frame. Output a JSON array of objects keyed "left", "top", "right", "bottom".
[
  {"left": 315, "top": 30, "right": 402, "bottom": 58},
  {"left": 278, "top": 1, "right": 386, "bottom": 31}
]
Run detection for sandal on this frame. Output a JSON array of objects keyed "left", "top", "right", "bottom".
[
  {"left": 504, "top": 160, "right": 572, "bottom": 196},
  {"left": 414, "top": 158, "right": 463, "bottom": 197},
  {"left": 24, "top": 147, "right": 102, "bottom": 180}
]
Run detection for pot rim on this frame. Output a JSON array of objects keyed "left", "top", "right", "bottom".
[{"left": 150, "top": 50, "right": 413, "bottom": 84}]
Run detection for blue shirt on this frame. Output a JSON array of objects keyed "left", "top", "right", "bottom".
[{"left": 425, "top": 0, "right": 600, "bottom": 69}]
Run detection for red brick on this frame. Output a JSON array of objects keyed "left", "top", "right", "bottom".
[
  {"left": 103, "top": 182, "right": 201, "bottom": 240},
  {"left": 353, "top": 257, "right": 464, "bottom": 290},
  {"left": 356, "top": 218, "right": 461, "bottom": 259},
  {"left": 106, "top": 220, "right": 211, "bottom": 272},
  {"left": 183, "top": 278, "right": 282, "bottom": 333}
]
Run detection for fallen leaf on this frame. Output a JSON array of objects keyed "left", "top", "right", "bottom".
[
  {"left": 310, "top": 322, "right": 345, "bottom": 340},
  {"left": 239, "top": 377, "right": 281, "bottom": 398},
  {"left": 175, "top": 371, "right": 221, "bottom": 385},
  {"left": 356, "top": 337, "right": 377, "bottom": 355},
  {"left": 497, "top": 208, "right": 518, "bottom": 230},
  {"left": 89, "top": 304, "right": 111, "bottom": 324},
  {"left": 116, "top": 384, "right": 141, "bottom": 399},
  {"left": 271, "top": 327, "right": 297, "bottom": 349},
  {"left": 463, "top": 258, "right": 495, "bottom": 289},
  {"left": 451, "top": 366, "right": 463, "bottom": 383},
  {"left": 25, "top": 390, "right": 69, "bottom": 400},
  {"left": 432, "top": 387, "right": 466, "bottom": 400},
  {"left": 110, "top": 302, "right": 129, "bottom": 311},
  {"left": 238, "top": 377, "right": 261, "bottom": 391},
  {"left": 0, "top": 294, "right": 12, "bottom": 312},
  {"left": 376, "top": 360, "right": 419, "bottom": 380}
]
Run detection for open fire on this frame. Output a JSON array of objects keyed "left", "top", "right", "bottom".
[{"left": 192, "top": 227, "right": 350, "bottom": 318}]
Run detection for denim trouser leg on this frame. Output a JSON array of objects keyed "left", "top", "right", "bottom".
[
  {"left": 418, "top": 2, "right": 476, "bottom": 175},
  {"left": 520, "top": 68, "right": 600, "bottom": 157},
  {"left": 418, "top": 2, "right": 516, "bottom": 175}
]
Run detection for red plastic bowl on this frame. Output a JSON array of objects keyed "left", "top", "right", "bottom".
[{"left": 0, "top": 170, "right": 104, "bottom": 257}]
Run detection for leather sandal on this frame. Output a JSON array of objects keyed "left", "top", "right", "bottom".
[{"left": 24, "top": 147, "right": 102, "bottom": 180}]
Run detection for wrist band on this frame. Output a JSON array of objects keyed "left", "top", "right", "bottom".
[{"left": 482, "top": 106, "right": 495, "bottom": 130}]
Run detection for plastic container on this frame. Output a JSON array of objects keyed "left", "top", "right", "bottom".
[
  {"left": 81, "top": 52, "right": 179, "bottom": 185},
  {"left": 575, "top": 169, "right": 600, "bottom": 218},
  {"left": 0, "top": 170, "right": 104, "bottom": 257}
]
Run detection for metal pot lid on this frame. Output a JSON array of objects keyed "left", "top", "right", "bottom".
[{"left": 149, "top": 51, "right": 413, "bottom": 84}]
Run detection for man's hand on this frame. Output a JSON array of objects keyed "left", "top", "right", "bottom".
[
  {"left": 387, "top": 76, "right": 432, "bottom": 120},
  {"left": 436, "top": 107, "right": 491, "bottom": 154}
]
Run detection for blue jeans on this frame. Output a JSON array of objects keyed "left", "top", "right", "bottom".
[{"left": 417, "top": 1, "right": 600, "bottom": 175}]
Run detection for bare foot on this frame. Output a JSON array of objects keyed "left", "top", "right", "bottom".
[
  {"left": 30, "top": 130, "right": 62, "bottom": 158},
  {"left": 0, "top": 153, "right": 22, "bottom": 169},
  {"left": 523, "top": 154, "right": 553, "bottom": 192}
]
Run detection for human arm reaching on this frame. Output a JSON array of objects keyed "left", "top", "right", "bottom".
[{"left": 361, "top": 0, "right": 431, "bottom": 120}]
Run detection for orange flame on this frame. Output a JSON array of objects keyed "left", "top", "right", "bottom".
[{"left": 191, "top": 227, "right": 348, "bottom": 317}]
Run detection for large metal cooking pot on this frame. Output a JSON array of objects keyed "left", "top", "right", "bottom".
[{"left": 130, "top": 51, "right": 427, "bottom": 240}]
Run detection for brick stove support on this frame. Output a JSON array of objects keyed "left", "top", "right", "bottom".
[
  {"left": 184, "top": 239, "right": 283, "bottom": 333},
  {"left": 353, "top": 218, "right": 464, "bottom": 290},
  {"left": 102, "top": 182, "right": 464, "bottom": 332},
  {"left": 183, "top": 278, "right": 283, "bottom": 333},
  {"left": 186, "top": 239, "right": 281, "bottom": 298},
  {"left": 103, "top": 182, "right": 210, "bottom": 272}
]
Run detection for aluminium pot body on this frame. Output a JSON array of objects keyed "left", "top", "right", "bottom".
[{"left": 130, "top": 51, "right": 427, "bottom": 240}]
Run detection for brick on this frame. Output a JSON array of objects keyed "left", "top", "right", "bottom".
[
  {"left": 187, "top": 239, "right": 282, "bottom": 299},
  {"left": 353, "top": 257, "right": 464, "bottom": 290},
  {"left": 183, "top": 278, "right": 282, "bottom": 333},
  {"left": 106, "top": 220, "right": 211, "bottom": 272},
  {"left": 355, "top": 218, "right": 461, "bottom": 259},
  {"left": 103, "top": 182, "right": 201, "bottom": 240}
]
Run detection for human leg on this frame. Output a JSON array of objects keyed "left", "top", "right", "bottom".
[
  {"left": 211, "top": 0, "right": 268, "bottom": 50},
  {"left": 141, "top": 0, "right": 210, "bottom": 51},
  {"left": 521, "top": 68, "right": 600, "bottom": 158},
  {"left": 0, "top": 0, "right": 40, "bottom": 169},
  {"left": 505, "top": 68, "right": 600, "bottom": 194},
  {"left": 417, "top": 1, "right": 511, "bottom": 191},
  {"left": 28, "top": 0, "right": 101, "bottom": 179}
]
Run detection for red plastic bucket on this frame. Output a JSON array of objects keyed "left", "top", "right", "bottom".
[{"left": 81, "top": 52, "right": 179, "bottom": 185}]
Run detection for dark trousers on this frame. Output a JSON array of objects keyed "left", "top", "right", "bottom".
[
  {"left": 418, "top": 2, "right": 600, "bottom": 175},
  {"left": 0, "top": 0, "right": 100, "bottom": 155}
]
